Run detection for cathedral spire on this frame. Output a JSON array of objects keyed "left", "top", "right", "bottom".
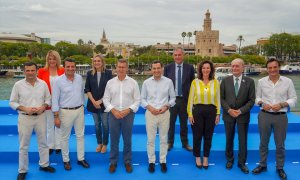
[{"left": 100, "top": 28, "right": 109, "bottom": 44}]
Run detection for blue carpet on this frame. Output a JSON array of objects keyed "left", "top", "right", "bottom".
[{"left": 0, "top": 100, "right": 300, "bottom": 180}]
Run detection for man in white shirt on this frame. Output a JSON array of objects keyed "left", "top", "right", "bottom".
[
  {"left": 141, "top": 60, "right": 176, "bottom": 173},
  {"left": 52, "top": 58, "right": 89, "bottom": 171},
  {"left": 10, "top": 62, "right": 55, "bottom": 180},
  {"left": 252, "top": 58, "right": 297, "bottom": 180},
  {"left": 103, "top": 59, "right": 140, "bottom": 173}
]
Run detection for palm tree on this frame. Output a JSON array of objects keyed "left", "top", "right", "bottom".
[
  {"left": 237, "top": 35, "right": 245, "bottom": 54},
  {"left": 181, "top": 32, "right": 187, "bottom": 48},
  {"left": 77, "top": 39, "right": 84, "bottom": 46},
  {"left": 187, "top": 32, "right": 193, "bottom": 54}
]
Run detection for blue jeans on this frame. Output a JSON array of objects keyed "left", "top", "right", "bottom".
[
  {"left": 109, "top": 111, "right": 134, "bottom": 165},
  {"left": 92, "top": 112, "right": 109, "bottom": 145}
]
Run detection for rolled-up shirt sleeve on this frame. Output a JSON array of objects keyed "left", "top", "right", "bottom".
[
  {"left": 9, "top": 83, "right": 20, "bottom": 110},
  {"left": 168, "top": 80, "right": 176, "bottom": 107},
  {"left": 129, "top": 81, "right": 140, "bottom": 112},
  {"left": 103, "top": 81, "right": 113, "bottom": 112},
  {"left": 140, "top": 81, "right": 148, "bottom": 109},
  {"left": 286, "top": 79, "right": 297, "bottom": 108}
]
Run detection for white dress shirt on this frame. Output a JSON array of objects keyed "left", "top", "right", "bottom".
[
  {"left": 10, "top": 78, "right": 51, "bottom": 113},
  {"left": 103, "top": 75, "right": 140, "bottom": 112},
  {"left": 141, "top": 76, "right": 176, "bottom": 109},
  {"left": 51, "top": 74, "right": 85, "bottom": 112},
  {"left": 256, "top": 76, "right": 297, "bottom": 112}
]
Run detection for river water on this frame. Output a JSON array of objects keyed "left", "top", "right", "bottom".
[{"left": 1, "top": 75, "right": 300, "bottom": 111}]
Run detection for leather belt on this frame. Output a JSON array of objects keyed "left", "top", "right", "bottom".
[
  {"left": 61, "top": 105, "right": 82, "bottom": 110},
  {"left": 261, "top": 110, "right": 286, "bottom": 115},
  {"left": 22, "top": 113, "right": 38, "bottom": 116}
]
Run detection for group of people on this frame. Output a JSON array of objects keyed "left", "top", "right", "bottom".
[{"left": 9, "top": 47, "right": 297, "bottom": 180}]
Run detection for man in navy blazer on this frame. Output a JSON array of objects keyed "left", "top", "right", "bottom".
[
  {"left": 164, "top": 47, "right": 195, "bottom": 151},
  {"left": 220, "top": 58, "right": 255, "bottom": 174}
]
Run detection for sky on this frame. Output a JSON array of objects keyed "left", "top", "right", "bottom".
[{"left": 0, "top": 0, "right": 300, "bottom": 46}]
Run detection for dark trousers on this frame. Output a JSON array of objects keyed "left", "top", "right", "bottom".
[
  {"left": 258, "top": 111, "right": 288, "bottom": 169},
  {"left": 168, "top": 97, "right": 189, "bottom": 146},
  {"left": 109, "top": 111, "right": 134, "bottom": 165},
  {"left": 191, "top": 104, "right": 216, "bottom": 157},
  {"left": 224, "top": 120, "right": 249, "bottom": 164}
]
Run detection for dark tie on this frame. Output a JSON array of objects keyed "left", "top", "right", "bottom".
[
  {"left": 178, "top": 65, "right": 182, "bottom": 96},
  {"left": 234, "top": 77, "right": 239, "bottom": 96}
]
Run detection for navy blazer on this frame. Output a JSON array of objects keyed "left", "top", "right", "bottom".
[
  {"left": 220, "top": 75, "right": 255, "bottom": 123},
  {"left": 85, "top": 69, "right": 112, "bottom": 113},
  {"left": 164, "top": 62, "right": 195, "bottom": 104}
]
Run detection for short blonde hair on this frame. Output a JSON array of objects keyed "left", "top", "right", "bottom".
[
  {"left": 92, "top": 54, "right": 106, "bottom": 75},
  {"left": 44, "top": 50, "right": 61, "bottom": 69}
]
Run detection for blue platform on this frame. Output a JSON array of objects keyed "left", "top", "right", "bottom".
[{"left": 0, "top": 100, "right": 299, "bottom": 180}]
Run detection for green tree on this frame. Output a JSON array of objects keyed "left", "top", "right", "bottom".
[
  {"left": 94, "top": 44, "right": 106, "bottom": 54},
  {"left": 241, "top": 45, "right": 259, "bottom": 55}
]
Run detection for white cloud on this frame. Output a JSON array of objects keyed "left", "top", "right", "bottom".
[{"left": 29, "top": 4, "right": 52, "bottom": 12}]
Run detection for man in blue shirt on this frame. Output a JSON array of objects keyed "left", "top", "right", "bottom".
[{"left": 52, "top": 58, "right": 89, "bottom": 171}]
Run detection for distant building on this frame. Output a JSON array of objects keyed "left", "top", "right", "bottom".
[
  {"left": 257, "top": 37, "right": 269, "bottom": 55},
  {"left": 0, "top": 33, "right": 50, "bottom": 44},
  {"left": 155, "top": 10, "right": 236, "bottom": 57},
  {"left": 154, "top": 42, "right": 195, "bottom": 55},
  {"left": 99, "top": 29, "right": 139, "bottom": 58},
  {"left": 194, "top": 10, "right": 223, "bottom": 57}
]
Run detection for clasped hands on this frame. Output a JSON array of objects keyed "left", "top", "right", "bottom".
[
  {"left": 262, "top": 103, "right": 282, "bottom": 112},
  {"left": 24, "top": 106, "right": 45, "bottom": 115},
  {"left": 111, "top": 108, "right": 131, "bottom": 119},
  {"left": 147, "top": 105, "right": 168, "bottom": 115}
]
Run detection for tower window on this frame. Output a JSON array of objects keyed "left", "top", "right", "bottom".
[{"left": 209, "top": 49, "right": 211, "bottom": 53}]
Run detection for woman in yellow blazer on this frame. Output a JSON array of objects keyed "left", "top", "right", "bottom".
[{"left": 187, "top": 60, "right": 220, "bottom": 169}]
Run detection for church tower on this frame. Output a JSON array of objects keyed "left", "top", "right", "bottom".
[{"left": 100, "top": 29, "right": 109, "bottom": 44}]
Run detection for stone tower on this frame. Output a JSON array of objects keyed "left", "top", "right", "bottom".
[{"left": 195, "top": 10, "right": 222, "bottom": 57}]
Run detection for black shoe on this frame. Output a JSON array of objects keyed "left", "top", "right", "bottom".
[
  {"left": 160, "top": 163, "right": 167, "bottom": 173},
  {"left": 125, "top": 163, "right": 133, "bottom": 173},
  {"left": 168, "top": 144, "right": 173, "bottom": 151},
  {"left": 277, "top": 169, "right": 287, "bottom": 180},
  {"left": 226, "top": 161, "right": 233, "bottom": 169},
  {"left": 109, "top": 164, "right": 117, "bottom": 173},
  {"left": 49, "top": 149, "right": 54, "bottom": 155},
  {"left": 238, "top": 164, "right": 249, "bottom": 174},
  {"left": 203, "top": 165, "right": 209, "bottom": 170},
  {"left": 196, "top": 163, "right": 202, "bottom": 169},
  {"left": 17, "top": 173, "right": 27, "bottom": 180},
  {"left": 182, "top": 144, "right": 193, "bottom": 152},
  {"left": 64, "top": 161, "right": 71, "bottom": 171},
  {"left": 148, "top": 163, "right": 155, "bottom": 173},
  {"left": 77, "top": 160, "right": 90, "bottom": 168},
  {"left": 55, "top": 149, "right": 61, "bottom": 154},
  {"left": 252, "top": 165, "right": 267, "bottom": 174},
  {"left": 39, "top": 166, "right": 56, "bottom": 173}
]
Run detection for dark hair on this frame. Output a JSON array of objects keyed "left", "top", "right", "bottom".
[
  {"left": 151, "top": 60, "right": 163, "bottom": 68},
  {"left": 266, "top": 58, "right": 280, "bottom": 67},
  {"left": 63, "top": 58, "right": 76, "bottom": 66},
  {"left": 24, "top": 61, "right": 38, "bottom": 70},
  {"left": 197, "top": 60, "right": 215, "bottom": 80},
  {"left": 117, "top": 59, "right": 128, "bottom": 66}
]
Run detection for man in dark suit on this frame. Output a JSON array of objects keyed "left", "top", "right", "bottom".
[
  {"left": 164, "top": 47, "right": 195, "bottom": 151},
  {"left": 220, "top": 58, "right": 255, "bottom": 174}
]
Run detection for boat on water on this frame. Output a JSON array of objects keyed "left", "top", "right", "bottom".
[
  {"left": 215, "top": 66, "right": 261, "bottom": 81},
  {"left": 243, "top": 66, "right": 261, "bottom": 76},
  {"left": 0, "top": 70, "right": 8, "bottom": 76},
  {"left": 280, "top": 63, "right": 300, "bottom": 74}
]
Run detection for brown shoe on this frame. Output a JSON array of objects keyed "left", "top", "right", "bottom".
[
  {"left": 125, "top": 163, "right": 133, "bottom": 173},
  {"left": 96, "top": 144, "right": 102, "bottom": 153},
  {"left": 101, "top": 145, "right": 107, "bottom": 153},
  {"left": 109, "top": 164, "right": 117, "bottom": 173},
  {"left": 64, "top": 161, "right": 71, "bottom": 171}
]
